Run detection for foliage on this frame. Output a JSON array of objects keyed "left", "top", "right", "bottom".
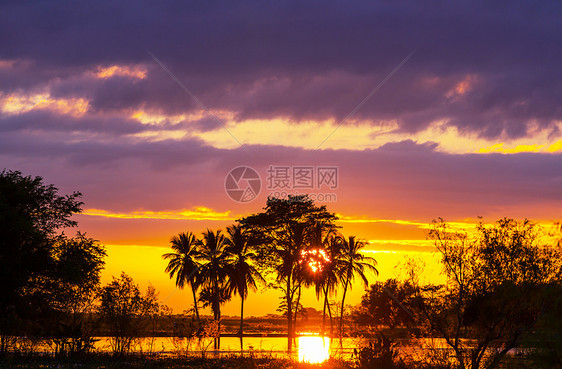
[
  {"left": 98, "top": 273, "right": 160, "bottom": 355},
  {"left": 48, "top": 233, "right": 106, "bottom": 355},
  {"left": 225, "top": 224, "right": 266, "bottom": 336},
  {"left": 336, "top": 235, "right": 378, "bottom": 337},
  {"left": 0, "top": 170, "right": 82, "bottom": 314},
  {"left": 521, "top": 282, "right": 562, "bottom": 368},
  {"left": 409, "top": 218, "right": 562, "bottom": 369},
  {"left": 0, "top": 170, "right": 106, "bottom": 355},
  {"left": 239, "top": 195, "right": 338, "bottom": 345},
  {"left": 163, "top": 225, "right": 267, "bottom": 349},
  {"left": 355, "top": 332, "right": 404, "bottom": 369},
  {"left": 354, "top": 279, "right": 416, "bottom": 329},
  {"left": 163, "top": 232, "right": 202, "bottom": 321}
]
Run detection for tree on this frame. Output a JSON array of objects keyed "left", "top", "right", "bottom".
[
  {"left": 338, "top": 235, "right": 378, "bottom": 338},
  {"left": 305, "top": 221, "right": 339, "bottom": 336},
  {"left": 49, "top": 232, "right": 106, "bottom": 355},
  {"left": 353, "top": 279, "right": 416, "bottom": 329},
  {"left": 163, "top": 232, "right": 202, "bottom": 322},
  {"left": 98, "top": 272, "right": 159, "bottom": 355},
  {"left": 225, "top": 224, "right": 265, "bottom": 340},
  {"left": 0, "top": 170, "right": 84, "bottom": 353},
  {"left": 522, "top": 282, "right": 562, "bottom": 368},
  {"left": 198, "top": 229, "right": 231, "bottom": 350},
  {"left": 239, "top": 195, "right": 337, "bottom": 350},
  {"left": 410, "top": 218, "right": 562, "bottom": 369}
]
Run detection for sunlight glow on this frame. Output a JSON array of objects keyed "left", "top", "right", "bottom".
[
  {"left": 123, "top": 107, "right": 562, "bottom": 155},
  {"left": 547, "top": 140, "right": 562, "bottom": 152},
  {"left": 300, "top": 248, "right": 331, "bottom": 273},
  {"left": 478, "top": 142, "right": 544, "bottom": 154},
  {"left": 298, "top": 336, "right": 330, "bottom": 363},
  {"left": 336, "top": 215, "right": 484, "bottom": 232}
]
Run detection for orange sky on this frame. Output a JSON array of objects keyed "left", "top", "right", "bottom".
[{"left": 76, "top": 213, "right": 558, "bottom": 316}]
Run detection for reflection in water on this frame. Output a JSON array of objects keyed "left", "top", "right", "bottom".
[
  {"left": 297, "top": 336, "right": 330, "bottom": 363},
  {"left": 87, "top": 335, "right": 358, "bottom": 360}
]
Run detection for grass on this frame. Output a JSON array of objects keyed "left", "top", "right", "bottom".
[{"left": 0, "top": 355, "right": 354, "bottom": 369}]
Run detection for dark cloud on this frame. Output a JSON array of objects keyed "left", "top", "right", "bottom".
[
  {"left": 0, "top": 130, "right": 216, "bottom": 169},
  {"left": 1, "top": 0, "right": 562, "bottom": 138},
  {"left": 0, "top": 110, "right": 145, "bottom": 135}
]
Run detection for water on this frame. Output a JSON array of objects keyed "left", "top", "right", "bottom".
[{"left": 94, "top": 335, "right": 362, "bottom": 363}]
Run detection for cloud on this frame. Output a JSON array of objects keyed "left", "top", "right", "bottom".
[
  {"left": 1, "top": 1, "right": 561, "bottom": 139},
  {"left": 1, "top": 1, "right": 561, "bottom": 247},
  {"left": 1, "top": 132, "right": 560, "bottom": 219},
  {"left": 83, "top": 206, "right": 235, "bottom": 221}
]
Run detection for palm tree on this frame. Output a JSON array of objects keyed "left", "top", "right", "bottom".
[
  {"left": 322, "top": 234, "right": 346, "bottom": 336},
  {"left": 338, "top": 235, "right": 378, "bottom": 339},
  {"left": 272, "top": 221, "right": 307, "bottom": 349},
  {"left": 305, "top": 221, "right": 339, "bottom": 336},
  {"left": 163, "top": 232, "right": 202, "bottom": 321},
  {"left": 199, "top": 229, "right": 231, "bottom": 350},
  {"left": 225, "top": 224, "right": 265, "bottom": 343}
]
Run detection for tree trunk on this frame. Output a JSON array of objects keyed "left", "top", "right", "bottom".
[
  {"left": 214, "top": 278, "right": 220, "bottom": 351},
  {"left": 239, "top": 297, "right": 244, "bottom": 354},
  {"left": 322, "top": 284, "right": 328, "bottom": 336},
  {"left": 191, "top": 284, "right": 200, "bottom": 322},
  {"left": 293, "top": 284, "right": 302, "bottom": 330},
  {"left": 339, "top": 274, "right": 350, "bottom": 341},
  {"left": 287, "top": 275, "right": 293, "bottom": 351},
  {"left": 327, "top": 294, "right": 333, "bottom": 336},
  {"left": 239, "top": 297, "right": 244, "bottom": 336},
  {"left": 217, "top": 309, "right": 221, "bottom": 351}
]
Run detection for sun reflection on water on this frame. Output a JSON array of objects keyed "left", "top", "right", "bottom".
[{"left": 298, "top": 336, "right": 330, "bottom": 363}]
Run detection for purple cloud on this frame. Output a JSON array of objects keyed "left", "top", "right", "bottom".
[{"left": 1, "top": 1, "right": 561, "bottom": 139}]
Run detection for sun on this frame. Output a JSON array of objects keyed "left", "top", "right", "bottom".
[
  {"left": 300, "top": 248, "right": 331, "bottom": 274},
  {"left": 298, "top": 335, "right": 330, "bottom": 363}
]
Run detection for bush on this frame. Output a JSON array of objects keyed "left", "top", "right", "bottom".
[{"left": 355, "top": 332, "right": 404, "bottom": 369}]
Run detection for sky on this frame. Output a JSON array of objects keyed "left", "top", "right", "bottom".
[{"left": 1, "top": 1, "right": 561, "bottom": 317}]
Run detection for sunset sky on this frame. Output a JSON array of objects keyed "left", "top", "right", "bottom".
[{"left": 1, "top": 1, "right": 561, "bottom": 317}]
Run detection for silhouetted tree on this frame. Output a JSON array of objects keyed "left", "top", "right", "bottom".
[
  {"left": 522, "top": 282, "right": 562, "bottom": 368},
  {"left": 410, "top": 218, "right": 562, "bottom": 369},
  {"left": 337, "top": 235, "right": 378, "bottom": 338},
  {"left": 0, "top": 170, "right": 91, "bottom": 353},
  {"left": 354, "top": 279, "right": 416, "bottom": 329},
  {"left": 49, "top": 232, "right": 106, "bottom": 355},
  {"left": 305, "top": 221, "right": 339, "bottom": 336},
  {"left": 225, "top": 224, "right": 265, "bottom": 339},
  {"left": 163, "top": 232, "right": 202, "bottom": 322},
  {"left": 198, "top": 229, "right": 231, "bottom": 349},
  {"left": 98, "top": 272, "right": 159, "bottom": 355}
]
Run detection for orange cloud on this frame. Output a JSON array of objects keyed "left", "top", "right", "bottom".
[
  {"left": 82, "top": 206, "right": 235, "bottom": 221},
  {"left": 446, "top": 74, "right": 479, "bottom": 98},
  {"left": 95, "top": 65, "right": 147, "bottom": 79},
  {"left": 0, "top": 92, "right": 89, "bottom": 117}
]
